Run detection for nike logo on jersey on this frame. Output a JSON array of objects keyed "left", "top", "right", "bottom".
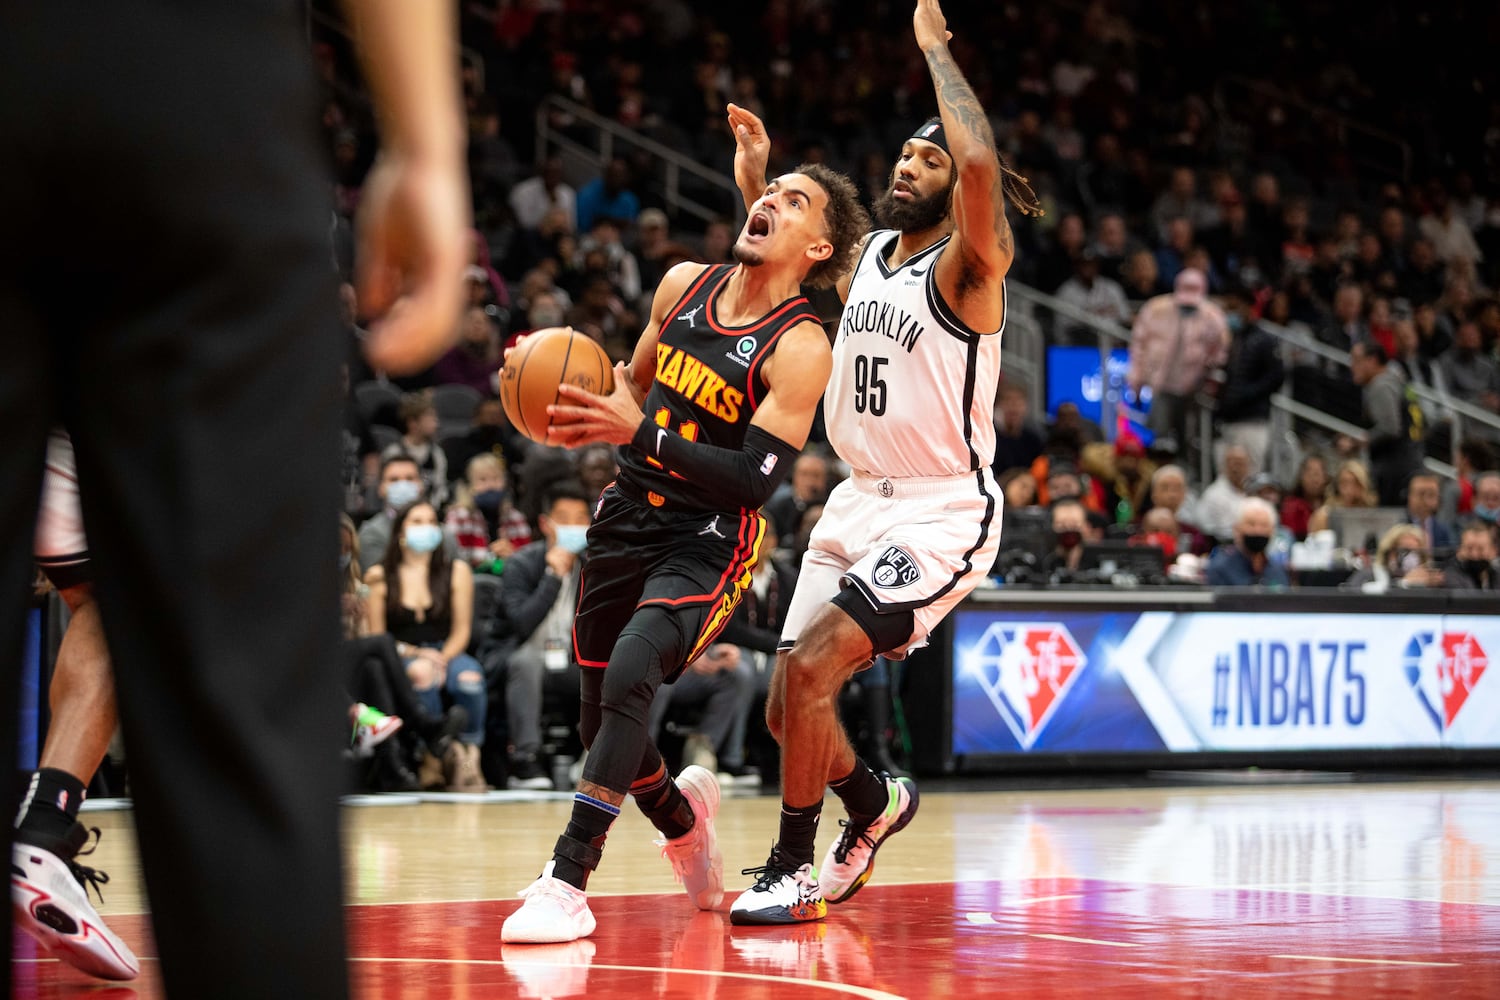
[
  {"left": 677, "top": 304, "right": 706, "bottom": 328},
  {"left": 910, "top": 267, "right": 927, "bottom": 275},
  {"left": 656, "top": 428, "right": 668, "bottom": 454}
]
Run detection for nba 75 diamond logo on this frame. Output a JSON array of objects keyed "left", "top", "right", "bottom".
[
  {"left": 1403, "top": 631, "right": 1488, "bottom": 732},
  {"left": 960, "top": 622, "right": 1087, "bottom": 749}
]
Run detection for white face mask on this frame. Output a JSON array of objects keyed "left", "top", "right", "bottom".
[
  {"left": 386, "top": 479, "right": 422, "bottom": 508},
  {"left": 553, "top": 524, "right": 589, "bottom": 554}
]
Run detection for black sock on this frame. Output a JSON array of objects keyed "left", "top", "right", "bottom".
[
  {"left": 776, "top": 800, "right": 823, "bottom": 869},
  {"left": 552, "top": 790, "right": 620, "bottom": 890},
  {"left": 829, "top": 758, "right": 889, "bottom": 821},
  {"left": 631, "top": 762, "right": 694, "bottom": 840},
  {"left": 15, "top": 768, "right": 86, "bottom": 855}
]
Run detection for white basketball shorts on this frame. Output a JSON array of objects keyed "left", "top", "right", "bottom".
[
  {"left": 34, "top": 430, "right": 90, "bottom": 588},
  {"left": 779, "top": 468, "right": 1002, "bottom": 657}
]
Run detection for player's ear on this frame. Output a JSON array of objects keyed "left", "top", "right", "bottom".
[{"left": 806, "top": 238, "right": 833, "bottom": 265}]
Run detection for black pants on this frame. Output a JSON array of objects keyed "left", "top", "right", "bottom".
[{"left": 0, "top": 5, "right": 346, "bottom": 998}]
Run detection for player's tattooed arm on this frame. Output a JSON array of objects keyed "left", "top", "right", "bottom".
[{"left": 915, "top": 1, "right": 1009, "bottom": 270}]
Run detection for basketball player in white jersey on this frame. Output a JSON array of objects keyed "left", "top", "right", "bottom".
[
  {"left": 14, "top": 431, "right": 138, "bottom": 979},
  {"left": 726, "top": 0, "right": 1044, "bottom": 924}
]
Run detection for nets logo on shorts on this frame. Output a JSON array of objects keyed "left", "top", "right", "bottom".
[
  {"left": 960, "top": 622, "right": 1087, "bottom": 749},
  {"left": 1403, "top": 630, "right": 1488, "bottom": 733},
  {"left": 871, "top": 546, "right": 920, "bottom": 588}
]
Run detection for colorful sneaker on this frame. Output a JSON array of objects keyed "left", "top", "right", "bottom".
[
  {"left": 657, "top": 765, "right": 723, "bottom": 910},
  {"left": 729, "top": 853, "right": 826, "bottom": 926},
  {"left": 351, "top": 703, "right": 403, "bottom": 756},
  {"left": 11, "top": 826, "right": 139, "bottom": 981},
  {"left": 501, "top": 861, "right": 596, "bottom": 943},
  {"left": 819, "top": 773, "right": 919, "bottom": 904}
]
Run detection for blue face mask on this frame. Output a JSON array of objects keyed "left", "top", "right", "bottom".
[
  {"left": 386, "top": 479, "right": 422, "bottom": 509},
  {"left": 474, "top": 489, "right": 507, "bottom": 512},
  {"left": 553, "top": 524, "right": 589, "bottom": 555},
  {"left": 1227, "top": 313, "right": 1245, "bottom": 334},
  {"left": 1474, "top": 504, "right": 1499, "bottom": 523},
  {"left": 339, "top": 553, "right": 352, "bottom": 572},
  {"left": 403, "top": 524, "right": 443, "bottom": 554}
]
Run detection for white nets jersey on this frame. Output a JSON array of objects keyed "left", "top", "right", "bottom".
[{"left": 826, "top": 230, "right": 1004, "bottom": 478}]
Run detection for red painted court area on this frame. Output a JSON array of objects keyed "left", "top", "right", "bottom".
[{"left": 19, "top": 878, "right": 1499, "bottom": 998}]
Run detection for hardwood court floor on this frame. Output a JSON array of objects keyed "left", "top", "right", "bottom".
[{"left": 13, "top": 778, "right": 1500, "bottom": 998}]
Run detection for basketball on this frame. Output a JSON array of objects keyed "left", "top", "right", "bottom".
[{"left": 498, "top": 327, "right": 615, "bottom": 444}]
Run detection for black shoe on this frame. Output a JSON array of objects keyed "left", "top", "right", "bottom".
[
  {"left": 507, "top": 753, "right": 554, "bottom": 791},
  {"left": 369, "top": 740, "right": 421, "bottom": 793},
  {"left": 417, "top": 705, "right": 469, "bottom": 755}
]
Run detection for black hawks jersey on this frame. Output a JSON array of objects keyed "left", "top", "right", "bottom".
[{"left": 616, "top": 264, "right": 820, "bottom": 511}]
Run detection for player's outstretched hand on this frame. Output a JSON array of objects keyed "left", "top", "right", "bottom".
[
  {"left": 913, "top": 0, "right": 954, "bottom": 52},
  {"left": 727, "top": 103, "right": 770, "bottom": 201},
  {"left": 355, "top": 151, "right": 471, "bottom": 375},
  {"left": 547, "top": 362, "right": 643, "bottom": 448}
]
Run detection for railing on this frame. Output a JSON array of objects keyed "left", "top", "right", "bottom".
[
  {"left": 535, "top": 96, "right": 745, "bottom": 228},
  {"left": 1005, "top": 280, "right": 1494, "bottom": 486}
]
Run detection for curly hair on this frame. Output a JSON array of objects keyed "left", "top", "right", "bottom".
[{"left": 795, "top": 162, "right": 871, "bottom": 290}]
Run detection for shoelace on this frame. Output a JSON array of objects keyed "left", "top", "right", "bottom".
[
  {"left": 830, "top": 818, "right": 877, "bottom": 865},
  {"left": 66, "top": 827, "right": 112, "bottom": 905},
  {"left": 739, "top": 863, "right": 797, "bottom": 892},
  {"left": 518, "top": 874, "right": 581, "bottom": 905}
]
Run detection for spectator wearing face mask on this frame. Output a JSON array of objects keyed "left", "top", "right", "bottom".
[
  {"left": 1041, "top": 498, "right": 1094, "bottom": 576},
  {"left": 1205, "top": 497, "right": 1288, "bottom": 587},
  {"left": 1127, "top": 267, "right": 1230, "bottom": 465},
  {"left": 358, "top": 453, "right": 457, "bottom": 572},
  {"left": 364, "top": 501, "right": 488, "bottom": 792},
  {"left": 1344, "top": 524, "right": 1445, "bottom": 593},
  {"left": 1471, "top": 471, "right": 1500, "bottom": 525},
  {"left": 1441, "top": 522, "right": 1500, "bottom": 591},
  {"left": 484, "top": 481, "right": 593, "bottom": 789},
  {"left": 445, "top": 453, "right": 533, "bottom": 574}
]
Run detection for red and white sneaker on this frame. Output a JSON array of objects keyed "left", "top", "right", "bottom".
[
  {"left": 11, "top": 829, "right": 139, "bottom": 981},
  {"left": 501, "top": 861, "right": 597, "bottom": 944},
  {"left": 351, "top": 703, "right": 403, "bottom": 756},
  {"left": 657, "top": 765, "right": 723, "bottom": 910}
]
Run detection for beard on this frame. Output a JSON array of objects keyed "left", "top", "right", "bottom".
[
  {"left": 731, "top": 239, "right": 765, "bottom": 267},
  {"left": 873, "top": 174, "right": 955, "bottom": 233}
]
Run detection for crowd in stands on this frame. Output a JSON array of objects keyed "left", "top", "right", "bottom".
[{"left": 309, "top": 1, "right": 1500, "bottom": 790}]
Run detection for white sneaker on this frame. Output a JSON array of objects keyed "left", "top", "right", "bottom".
[
  {"left": 501, "top": 861, "right": 597, "bottom": 943},
  {"left": 657, "top": 765, "right": 723, "bottom": 910},
  {"left": 11, "top": 837, "right": 140, "bottom": 980},
  {"left": 819, "top": 774, "right": 919, "bottom": 904},
  {"left": 729, "top": 858, "right": 826, "bottom": 925}
]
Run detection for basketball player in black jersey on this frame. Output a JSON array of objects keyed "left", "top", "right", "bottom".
[{"left": 501, "top": 164, "right": 869, "bottom": 944}]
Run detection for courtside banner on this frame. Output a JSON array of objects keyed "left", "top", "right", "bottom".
[{"left": 952, "top": 609, "right": 1500, "bottom": 754}]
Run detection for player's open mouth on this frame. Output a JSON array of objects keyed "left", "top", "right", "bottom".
[
  {"left": 892, "top": 180, "right": 915, "bottom": 201},
  {"left": 747, "top": 211, "right": 772, "bottom": 240}
]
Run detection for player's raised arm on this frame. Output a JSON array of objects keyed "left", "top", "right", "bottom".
[
  {"left": 915, "top": 0, "right": 1007, "bottom": 276},
  {"left": 727, "top": 103, "right": 770, "bottom": 215}
]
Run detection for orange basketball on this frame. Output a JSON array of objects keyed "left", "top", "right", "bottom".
[{"left": 498, "top": 327, "right": 615, "bottom": 444}]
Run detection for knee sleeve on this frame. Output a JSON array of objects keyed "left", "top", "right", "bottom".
[
  {"left": 579, "top": 668, "right": 603, "bottom": 749},
  {"left": 599, "top": 630, "right": 670, "bottom": 729}
]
